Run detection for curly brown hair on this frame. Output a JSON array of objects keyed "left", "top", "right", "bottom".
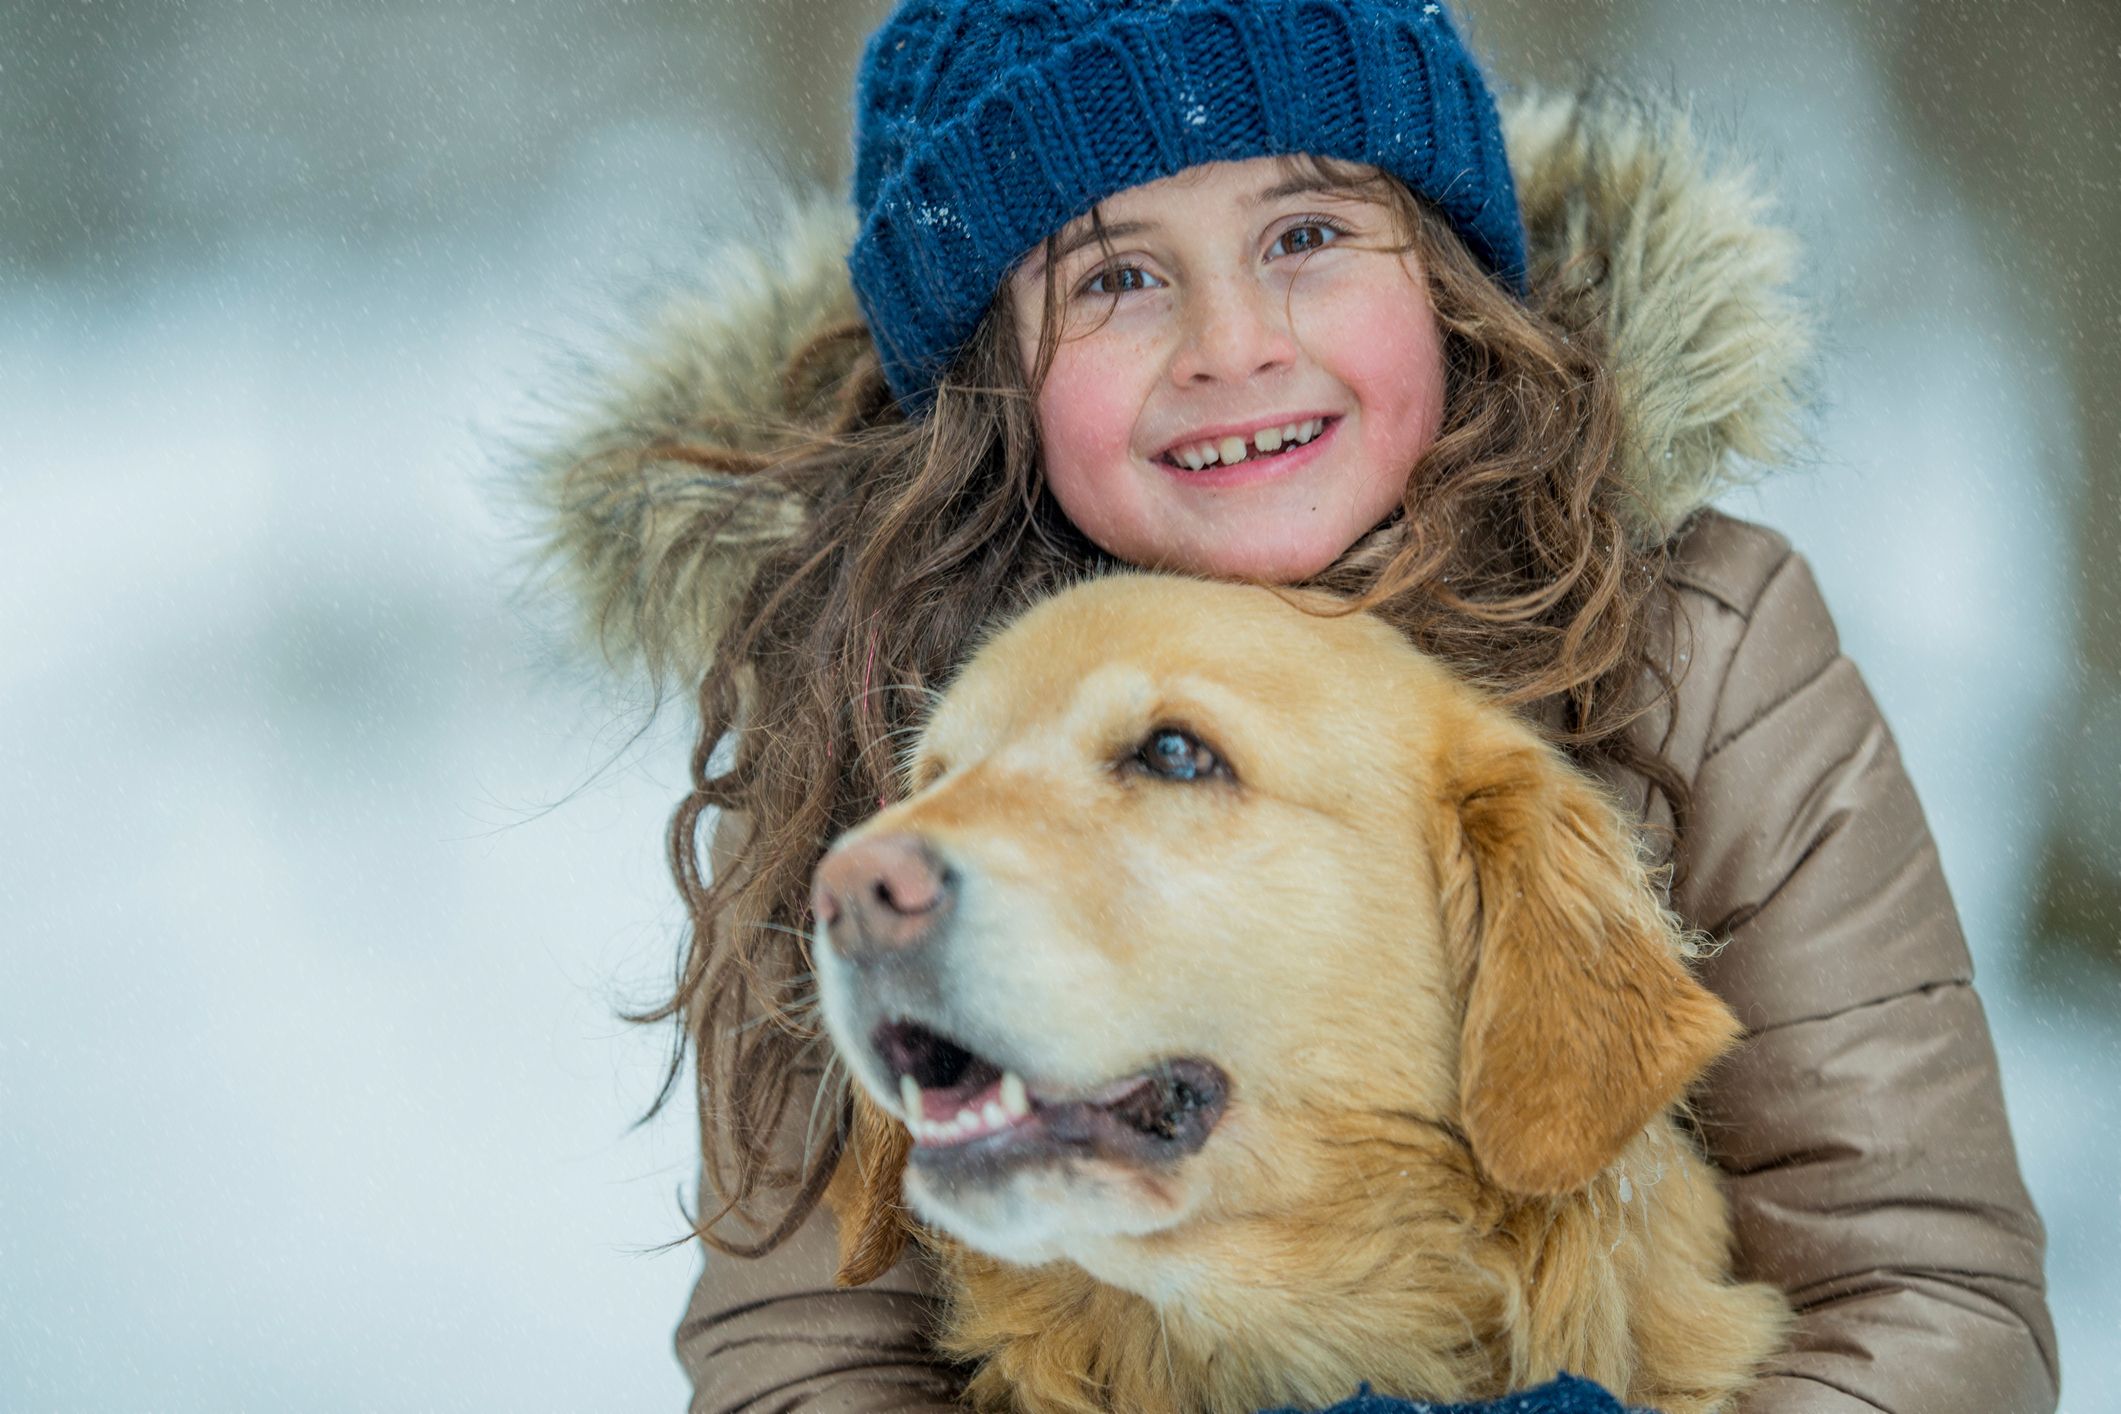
[{"left": 631, "top": 156, "right": 1686, "bottom": 1258}]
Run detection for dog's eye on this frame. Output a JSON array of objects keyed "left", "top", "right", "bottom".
[{"left": 1134, "top": 728, "right": 1223, "bottom": 783}]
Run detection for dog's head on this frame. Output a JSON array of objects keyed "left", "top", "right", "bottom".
[{"left": 810, "top": 574, "right": 1737, "bottom": 1288}]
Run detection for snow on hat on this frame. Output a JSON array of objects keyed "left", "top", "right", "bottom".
[{"left": 847, "top": 0, "right": 1527, "bottom": 414}]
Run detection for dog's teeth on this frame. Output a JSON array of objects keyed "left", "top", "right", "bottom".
[
  {"left": 955, "top": 1105, "right": 978, "bottom": 1131},
  {"left": 1000, "top": 1070, "right": 1030, "bottom": 1118},
  {"left": 900, "top": 1074, "right": 922, "bottom": 1120},
  {"left": 982, "top": 1099, "right": 1008, "bottom": 1128}
]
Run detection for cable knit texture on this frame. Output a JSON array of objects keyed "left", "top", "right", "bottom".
[{"left": 849, "top": 0, "right": 1527, "bottom": 410}]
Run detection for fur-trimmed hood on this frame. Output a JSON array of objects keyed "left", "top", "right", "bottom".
[{"left": 518, "top": 87, "right": 1809, "bottom": 689}]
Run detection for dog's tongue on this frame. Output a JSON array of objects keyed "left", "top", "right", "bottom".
[
  {"left": 907, "top": 1058, "right": 1227, "bottom": 1162},
  {"left": 921, "top": 1072, "right": 1002, "bottom": 1123},
  {"left": 922, "top": 1070, "right": 1151, "bottom": 1123}
]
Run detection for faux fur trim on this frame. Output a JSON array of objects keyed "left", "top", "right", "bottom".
[
  {"left": 513, "top": 87, "right": 1809, "bottom": 688},
  {"left": 513, "top": 198, "right": 853, "bottom": 687},
  {"left": 1507, "top": 86, "right": 1808, "bottom": 539}
]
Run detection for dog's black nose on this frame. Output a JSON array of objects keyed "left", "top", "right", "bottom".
[{"left": 812, "top": 831, "right": 956, "bottom": 964}]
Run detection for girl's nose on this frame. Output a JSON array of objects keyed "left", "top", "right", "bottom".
[{"left": 1169, "top": 277, "right": 1299, "bottom": 387}]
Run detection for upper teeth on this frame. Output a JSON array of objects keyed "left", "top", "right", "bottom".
[
  {"left": 1169, "top": 418, "right": 1325, "bottom": 471},
  {"left": 899, "top": 1068, "right": 1035, "bottom": 1147}
]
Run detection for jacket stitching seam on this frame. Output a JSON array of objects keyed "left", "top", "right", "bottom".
[{"left": 1740, "top": 977, "right": 1971, "bottom": 1036}]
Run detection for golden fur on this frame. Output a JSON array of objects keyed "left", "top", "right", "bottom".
[{"left": 815, "top": 574, "right": 1790, "bottom": 1413}]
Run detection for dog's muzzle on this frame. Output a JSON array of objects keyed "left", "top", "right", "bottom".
[
  {"left": 811, "top": 829, "right": 1230, "bottom": 1181},
  {"left": 812, "top": 830, "right": 956, "bottom": 966}
]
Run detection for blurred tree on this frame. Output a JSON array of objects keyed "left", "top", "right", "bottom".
[
  {"left": 712, "top": 0, "right": 895, "bottom": 188},
  {"left": 1857, "top": 0, "right": 2121, "bottom": 971},
  {"left": 1457, "top": 0, "right": 1645, "bottom": 81},
  {"left": 1, "top": 3, "right": 190, "bottom": 275}
]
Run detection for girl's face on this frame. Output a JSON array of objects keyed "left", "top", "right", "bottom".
[{"left": 1009, "top": 156, "right": 1446, "bottom": 583}]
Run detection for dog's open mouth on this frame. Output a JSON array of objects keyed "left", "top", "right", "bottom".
[{"left": 871, "top": 1018, "right": 1227, "bottom": 1174}]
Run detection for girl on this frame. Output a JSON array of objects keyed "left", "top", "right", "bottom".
[{"left": 529, "top": 1, "right": 2056, "bottom": 1409}]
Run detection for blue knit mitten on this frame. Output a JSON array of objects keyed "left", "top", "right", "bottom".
[{"left": 1263, "top": 1373, "right": 1655, "bottom": 1413}]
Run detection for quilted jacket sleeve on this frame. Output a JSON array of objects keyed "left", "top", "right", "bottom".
[
  {"left": 675, "top": 807, "right": 971, "bottom": 1413},
  {"left": 672, "top": 1115, "right": 970, "bottom": 1413},
  {"left": 1668, "top": 528, "right": 2058, "bottom": 1413}
]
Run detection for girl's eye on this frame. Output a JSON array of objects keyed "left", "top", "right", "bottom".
[
  {"left": 1081, "top": 263, "right": 1161, "bottom": 297},
  {"left": 1268, "top": 220, "right": 1346, "bottom": 259},
  {"left": 1132, "top": 728, "right": 1225, "bottom": 783}
]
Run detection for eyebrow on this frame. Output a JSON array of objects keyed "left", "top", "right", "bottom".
[{"left": 1021, "top": 175, "right": 1359, "bottom": 281}]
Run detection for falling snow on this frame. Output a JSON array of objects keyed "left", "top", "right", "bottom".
[{"left": 2, "top": 1, "right": 2114, "bottom": 1410}]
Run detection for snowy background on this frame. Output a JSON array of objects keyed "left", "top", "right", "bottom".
[{"left": 2, "top": 1, "right": 2114, "bottom": 1410}]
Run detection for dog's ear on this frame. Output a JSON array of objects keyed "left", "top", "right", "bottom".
[
  {"left": 822, "top": 1086, "right": 915, "bottom": 1286},
  {"left": 1436, "top": 726, "right": 1740, "bottom": 1197}
]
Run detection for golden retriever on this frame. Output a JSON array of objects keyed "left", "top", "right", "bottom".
[{"left": 808, "top": 573, "right": 1789, "bottom": 1414}]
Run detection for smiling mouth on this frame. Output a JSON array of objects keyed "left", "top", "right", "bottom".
[
  {"left": 1157, "top": 416, "right": 1337, "bottom": 471},
  {"left": 871, "top": 1018, "right": 1228, "bottom": 1180}
]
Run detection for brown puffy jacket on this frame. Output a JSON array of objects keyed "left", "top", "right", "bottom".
[{"left": 523, "top": 91, "right": 2057, "bottom": 1414}]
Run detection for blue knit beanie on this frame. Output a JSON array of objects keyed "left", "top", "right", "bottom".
[{"left": 847, "top": 0, "right": 1527, "bottom": 415}]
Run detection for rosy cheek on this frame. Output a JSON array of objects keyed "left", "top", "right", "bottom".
[
  {"left": 1036, "top": 342, "right": 1151, "bottom": 504},
  {"left": 1317, "top": 282, "right": 1445, "bottom": 459}
]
